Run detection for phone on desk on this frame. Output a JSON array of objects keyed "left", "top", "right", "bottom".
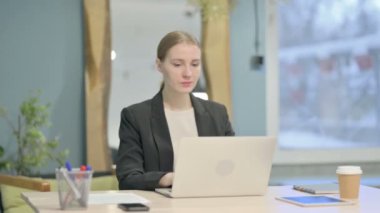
[{"left": 118, "top": 203, "right": 150, "bottom": 211}]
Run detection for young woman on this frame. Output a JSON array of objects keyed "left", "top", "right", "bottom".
[{"left": 116, "top": 31, "right": 234, "bottom": 190}]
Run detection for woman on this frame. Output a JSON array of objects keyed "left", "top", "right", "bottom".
[{"left": 116, "top": 31, "right": 234, "bottom": 190}]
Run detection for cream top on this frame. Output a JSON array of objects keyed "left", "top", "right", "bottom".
[{"left": 164, "top": 107, "right": 198, "bottom": 167}]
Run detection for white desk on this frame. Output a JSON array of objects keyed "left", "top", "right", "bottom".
[{"left": 22, "top": 185, "right": 379, "bottom": 213}]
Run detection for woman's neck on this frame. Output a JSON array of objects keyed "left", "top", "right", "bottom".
[{"left": 162, "top": 87, "right": 192, "bottom": 111}]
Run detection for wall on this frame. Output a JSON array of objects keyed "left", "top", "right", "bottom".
[
  {"left": 230, "top": 0, "right": 266, "bottom": 135},
  {"left": 0, "top": 0, "right": 84, "bottom": 174}
]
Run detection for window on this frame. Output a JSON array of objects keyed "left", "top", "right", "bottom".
[
  {"left": 266, "top": 0, "right": 380, "bottom": 164},
  {"left": 278, "top": 0, "right": 380, "bottom": 149}
]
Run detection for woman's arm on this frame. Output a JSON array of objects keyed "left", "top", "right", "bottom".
[
  {"left": 116, "top": 108, "right": 167, "bottom": 190},
  {"left": 222, "top": 105, "right": 235, "bottom": 136}
]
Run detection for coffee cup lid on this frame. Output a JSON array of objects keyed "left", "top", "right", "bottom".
[{"left": 336, "top": 166, "right": 362, "bottom": 175}]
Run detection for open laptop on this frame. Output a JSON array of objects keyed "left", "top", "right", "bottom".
[{"left": 155, "top": 136, "right": 277, "bottom": 198}]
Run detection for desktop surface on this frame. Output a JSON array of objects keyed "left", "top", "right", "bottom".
[{"left": 22, "top": 185, "right": 379, "bottom": 213}]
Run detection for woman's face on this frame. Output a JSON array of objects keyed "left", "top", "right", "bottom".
[{"left": 157, "top": 43, "right": 201, "bottom": 94}]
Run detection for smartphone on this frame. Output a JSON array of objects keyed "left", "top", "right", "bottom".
[{"left": 118, "top": 203, "right": 150, "bottom": 211}]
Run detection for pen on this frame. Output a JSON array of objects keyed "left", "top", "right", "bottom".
[
  {"left": 80, "top": 165, "right": 87, "bottom": 171},
  {"left": 60, "top": 168, "right": 81, "bottom": 204},
  {"left": 65, "top": 161, "right": 72, "bottom": 171},
  {"left": 79, "top": 165, "right": 92, "bottom": 171}
]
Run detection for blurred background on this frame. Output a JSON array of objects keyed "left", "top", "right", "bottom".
[{"left": 0, "top": 0, "right": 379, "bottom": 187}]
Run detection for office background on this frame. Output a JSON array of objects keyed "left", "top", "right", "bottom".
[
  {"left": 0, "top": 0, "right": 379, "bottom": 186},
  {"left": 0, "top": 0, "right": 85, "bottom": 169}
]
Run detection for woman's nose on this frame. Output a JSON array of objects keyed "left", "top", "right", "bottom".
[{"left": 183, "top": 66, "right": 192, "bottom": 77}]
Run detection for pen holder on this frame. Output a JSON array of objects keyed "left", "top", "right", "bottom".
[{"left": 55, "top": 168, "right": 93, "bottom": 210}]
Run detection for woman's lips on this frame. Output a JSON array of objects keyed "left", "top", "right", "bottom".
[{"left": 181, "top": 82, "right": 192, "bottom": 87}]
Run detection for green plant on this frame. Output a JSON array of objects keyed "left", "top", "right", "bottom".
[
  {"left": 188, "top": 0, "right": 237, "bottom": 21},
  {"left": 0, "top": 145, "right": 10, "bottom": 171},
  {"left": 0, "top": 92, "right": 69, "bottom": 176}
]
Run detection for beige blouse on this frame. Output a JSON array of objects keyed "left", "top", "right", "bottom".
[{"left": 164, "top": 107, "right": 198, "bottom": 167}]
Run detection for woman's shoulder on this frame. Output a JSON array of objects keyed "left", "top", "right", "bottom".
[
  {"left": 193, "top": 96, "right": 227, "bottom": 112},
  {"left": 121, "top": 99, "right": 153, "bottom": 115}
]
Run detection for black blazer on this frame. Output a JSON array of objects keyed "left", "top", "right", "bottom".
[{"left": 116, "top": 91, "right": 235, "bottom": 190}]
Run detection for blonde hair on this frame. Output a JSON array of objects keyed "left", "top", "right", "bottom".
[{"left": 157, "top": 31, "right": 200, "bottom": 61}]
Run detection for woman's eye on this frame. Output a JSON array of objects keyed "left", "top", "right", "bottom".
[
  {"left": 192, "top": 63, "right": 199, "bottom": 67},
  {"left": 173, "top": 63, "right": 181, "bottom": 67}
]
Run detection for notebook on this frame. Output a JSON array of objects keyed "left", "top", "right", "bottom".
[
  {"left": 293, "top": 183, "right": 339, "bottom": 194},
  {"left": 155, "top": 136, "right": 277, "bottom": 198}
]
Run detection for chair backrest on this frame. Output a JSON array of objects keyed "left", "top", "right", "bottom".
[{"left": 0, "top": 174, "right": 51, "bottom": 192}]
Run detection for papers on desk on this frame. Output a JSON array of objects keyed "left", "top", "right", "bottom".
[{"left": 88, "top": 192, "right": 149, "bottom": 205}]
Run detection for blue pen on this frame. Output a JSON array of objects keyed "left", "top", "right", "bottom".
[
  {"left": 65, "top": 161, "right": 72, "bottom": 171},
  {"left": 86, "top": 165, "right": 92, "bottom": 171}
]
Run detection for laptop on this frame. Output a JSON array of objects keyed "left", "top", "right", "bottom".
[{"left": 155, "top": 136, "right": 277, "bottom": 198}]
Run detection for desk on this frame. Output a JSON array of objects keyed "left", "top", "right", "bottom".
[{"left": 22, "top": 185, "right": 379, "bottom": 213}]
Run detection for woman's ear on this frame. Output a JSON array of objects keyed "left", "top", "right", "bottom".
[{"left": 156, "top": 58, "right": 162, "bottom": 73}]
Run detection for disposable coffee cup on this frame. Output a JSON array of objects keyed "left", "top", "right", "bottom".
[{"left": 336, "top": 166, "right": 362, "bottom": 199}]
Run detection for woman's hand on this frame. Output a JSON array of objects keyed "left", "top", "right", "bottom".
[{"left": 159, "top": 172, "right": 174, "bottom": 187}]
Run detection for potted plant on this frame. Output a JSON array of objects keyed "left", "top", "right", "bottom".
[{"left": 0, "top": 92, "right": 68, "bottom": 176}]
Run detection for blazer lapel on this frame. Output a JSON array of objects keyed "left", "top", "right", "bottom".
[
  {"left": 150, "top": 92, "right": 173, "bottom": 172},
  {"left": 191, "top": 95, "right": 217, "bottom": 136}
]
